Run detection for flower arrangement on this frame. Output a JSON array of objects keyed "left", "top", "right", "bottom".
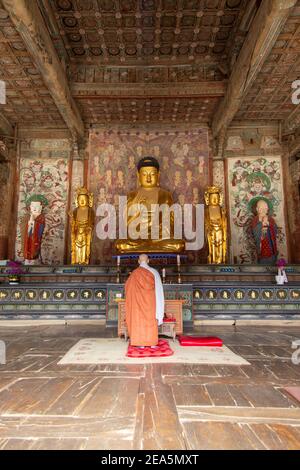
[
  {"left": 277, "top": 258, "right": 287, "bottom": 269},
  {"left": 276, "top": 258, "right": 288, "bottom": 285},
  {"left": 6, "top": 261, "right": 25, "bottom": 284}
]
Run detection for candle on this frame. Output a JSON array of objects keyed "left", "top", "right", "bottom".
[
  {"left": 117, "top": 256, "right": 120, "bottom": 266},
  {"left": 162, "top": 268, "right": 166, "bottom": 277},
  {"left": 177, "top": 255, "right": 180, "bottom": 265}
]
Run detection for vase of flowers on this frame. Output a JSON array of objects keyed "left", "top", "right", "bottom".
[
  {"left": 6, "top": 261, "right": 24, "bottom": 284},
  {"left": 276, "top": 258, "right": 288, "bottom": 285}
]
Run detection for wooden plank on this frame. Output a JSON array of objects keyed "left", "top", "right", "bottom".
[
  {"left": 205, "top": 384, "right": 237, "bottom": 407},
  {"left": 0, "top": 439, "right": 35, "bottom": 450},
  {"left": 250, "top": 423, "right": 300, "bottom": 450},
  {"left": 240, "top": 361, "right": 282, "bottom": 381},
  {"left": 213, "top": 365, "right": 248, "bottom": 378},
  {"left": 15, "top": 377, "right": 75, "bottom": 415},
  {"left": 161, "top": 363, "right": 219, "bottom": 378},
  {"left": 178, "top": 406, "right": 300, "bottom": 425},
  {"left": 233, "top": 385, "right": 297, "bottom": 409},
  {"left": 227, "top": 345, "right": 261, "bottom": 358},
  {"left": 0, "top": 377, "right": 18, "bottom": 393},
  {"left": 0, "top": 377, "right": 75, "bottom": 415},
  {"left": 265, "top": 362, "right": 300, "bottom": 381},
  {"left": 71, "top": 81, "right": 226, "bottom": 98},
  {"left": 0, "top": 378, "right": 47, "bottom": 413},
  {"left": 227, "top": 385, "right": 255, "bottom": 408},
  {"left": 3, "top": 355, "right": 45, "bottom": 372},
  {"left": 0, "top": 416, "right": 136, "bottom": 439},
  {"left": 181, "top": 421, "right": 260, "bottom": 450},
  {"left": 78, "top": 377, "right": 140, "bottom": 418},
  {"left": 19, "top": 355, "right": 59, "bottom": 373},
  {"left": 171, "top": 384, "right": 212, "bottom": 407},
  {"left": 256, "top": 345, "right": 291, "bottom": 359},
  {"left": 30, "top": 438, "right": 86, "bottom": 450},
  {"left": 45, "top": 377, "right": 102, "bottom": 416},
  {"left": 138, "top": 365, "right": 186, "bottom": 450},
  {"left": 84, "top": 436, "right": 134, "bottom": 451}
]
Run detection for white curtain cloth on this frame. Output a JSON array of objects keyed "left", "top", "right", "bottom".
[{"left": 140, "top": 261, "right": 165, "bottom": 325}]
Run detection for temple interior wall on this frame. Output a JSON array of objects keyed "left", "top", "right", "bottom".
[{"left": 6, "top": 123, "right": 300, "bottom": 265}]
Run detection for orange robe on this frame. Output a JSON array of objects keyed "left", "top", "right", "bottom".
[{"left": 125, "top": 267, "right": 158, "bottom": 347}]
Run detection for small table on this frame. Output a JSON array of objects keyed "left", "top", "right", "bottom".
[
  {"left": 117, "top": 299, "right": 184, "bottom": 341},
  {"left": 159, "top": 321, "right": 176, "bottom": 342}
]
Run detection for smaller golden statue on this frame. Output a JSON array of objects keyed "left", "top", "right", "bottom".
[
  {"left": 204, "top": 186, "right": 227, "bottom": 264},
  {"left": 70, "top": 187, "right": 95, "bottom": 265}
]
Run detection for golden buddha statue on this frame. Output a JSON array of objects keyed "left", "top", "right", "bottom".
[
  {"left": 204, "top": 186, "right": 227, "bottom": 264},
  {"left": 115, "top": 157, "right": 185, "bottom": 253},
  {"left": 70, "top": 187, "right": 95, "bottom": 265}
]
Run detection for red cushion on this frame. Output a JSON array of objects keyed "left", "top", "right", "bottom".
[
  {"left": 178, "top": 336, "right": 223, "bottom": 347},
  {"left": 127, "top": 339, "right": 174, "bottom": 358}
]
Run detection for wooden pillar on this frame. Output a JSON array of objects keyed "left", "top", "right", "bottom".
[
  {"left": 0, "top": 138, "right": 18, "bottom": 260},
  {"left": 284, "top": 149, "right": 300, "bottom": 263}
]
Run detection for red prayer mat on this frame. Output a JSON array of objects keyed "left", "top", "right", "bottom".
[
  {"left": 127, "top": 339, "right": 174, "bottom": 358},
  {"left": 178, "top": 336, "right": 223, "bottom": 347}
]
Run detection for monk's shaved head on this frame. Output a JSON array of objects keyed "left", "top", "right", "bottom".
[{"left": 138, "top": 254, "right": 149, "bottom": 265}]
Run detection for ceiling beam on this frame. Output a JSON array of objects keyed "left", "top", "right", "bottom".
[
  {"left": 1, "top": 0, "right": 84, "bottom": 139},
  {"left": 0, "top": 112, "right": 14, "bottom": 137},
  {"left": 212, "top": 0, "right": 297, "bottom": 138},
  {"left": 71, "top": 81, "right": 226, "bottom": 98}
]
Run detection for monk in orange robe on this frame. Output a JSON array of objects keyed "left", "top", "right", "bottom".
[{"left": 125, "top": 254, "right": 164, "bottom": 347}]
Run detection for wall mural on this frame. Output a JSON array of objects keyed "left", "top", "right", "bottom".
[
  {"left": 227, "top": 156, "right": 288, "bottom": 264},
  {"left": 88, "top": 129, "right": 210, "bottom": 264},
  {"left": 0, "top": 160, "right": 11, "bottom": 239},
  {"left": 16, "top": 158, "right": 69, "bottom": 265}
]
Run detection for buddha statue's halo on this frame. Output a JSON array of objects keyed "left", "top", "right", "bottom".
[
  {"left": 25, "top": 194, "right": 49, "bottom": 207},
  {"left": 248, "top": 196, "right": 274, "bottom": 215},
  {"left": 137, "top": 156, "right": 160, "bottom": 171}
]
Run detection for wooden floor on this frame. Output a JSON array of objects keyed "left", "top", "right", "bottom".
[{"left": 0, "top": 324, "right": 300, "bottom": 450}]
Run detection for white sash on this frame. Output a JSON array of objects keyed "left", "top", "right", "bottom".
[{"left": 140, "top": 262, "right": 165, "bottom": 325}]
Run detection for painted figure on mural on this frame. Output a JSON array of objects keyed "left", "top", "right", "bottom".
[
  {"left": 251, "top": 198, "right": 278, "bottom": 265},
  {"left": 204, "top": 186, "right": 227, "bottom": 264},
  {"left": 198, "top": 157, "right": 205, "bottom": 175},
  {"left": 192, "top": 187, "right": 199, "bottom": 205},
  {"left": 128, "top": 155, "right": 135, "bottom": 170},
  {"left": 247, "top": 172, "right": 272, "bottom": 199},
  {"left": 186, "top": 169, "right": 193, "bottom": 186},
  {"left": 117, "top": 170, "right": 125, "bottom": 189},
  {"left": 23, "top": 194, "right": 48, "bottom": 264},
  {"left": 174, "top": 170, "right": 181, "bottom": 188},
  {"left": 70, "top": 187, "right": 95, "bottom": 265}
]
